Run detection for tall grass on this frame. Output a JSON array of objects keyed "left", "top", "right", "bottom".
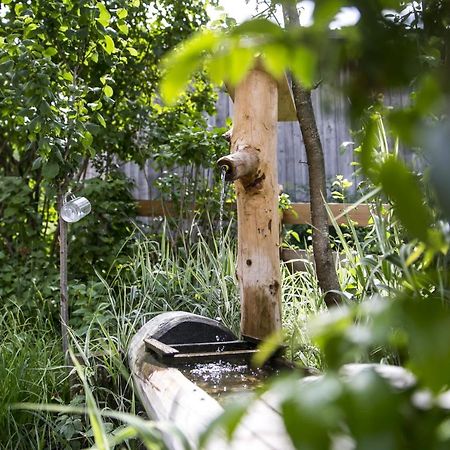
[
  {"left": 92, "top": 220, "right": 241, "bottom": 344},
  {"left": 3, "top": 191, "right": 425, "bottom": 447},
  {"left": 0, "top": 306, "right": 65, "bottom": 448}
]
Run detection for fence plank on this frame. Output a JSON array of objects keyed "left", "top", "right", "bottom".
[{"left": 136, "top": 200, "right": 385, "bottom": 227}]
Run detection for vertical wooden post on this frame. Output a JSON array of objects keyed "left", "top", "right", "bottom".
[
  {"left": 59, "top": 198, "right": 69, "bottom": 365},
  {"left": 223, "top": 69, "right": 281, "bottom": 340}
]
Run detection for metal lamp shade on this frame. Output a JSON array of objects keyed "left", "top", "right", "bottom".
[{"left": 61, "top": 196, "right": 91, "bottom": 223}]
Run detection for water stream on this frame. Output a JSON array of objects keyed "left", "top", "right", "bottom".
[{"left": 218, "top": 166, "right": 228, "bottom": 242}]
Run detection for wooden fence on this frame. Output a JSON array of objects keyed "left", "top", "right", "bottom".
[
  {"left": 136, "top": 200, "right": 384, "bottom": 227},
  {"left": 122, "top": 81, "right": 414, "bottom": 203}
]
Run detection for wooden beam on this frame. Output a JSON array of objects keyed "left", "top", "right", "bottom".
[
  {"left": 136, "top": 199, "right": 176, "bottom": 218},
  {"left": 231, "top": 68, "right": 282, "bottom": 340},
  {"left": 136, "top": 200, "right": 385, "bottom": 227},
  {"left": 144, "top": 337, "right": 179, "bottom": 358},
  {"left": 224, "top": 60, "right": 296, "bottom": 122},
  {"left": 282, "top": 202, "right": 383, "bottom": 226}
]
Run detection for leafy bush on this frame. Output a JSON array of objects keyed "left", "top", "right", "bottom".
[
  {"left": 68, "top": 171, "right": 137, "bottom": 280},
  {"left": 0, "top": 171, "right": 137, "bottom": 325}
]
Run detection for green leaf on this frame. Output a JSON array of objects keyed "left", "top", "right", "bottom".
[
  {"left": 118, "top": 22, "right": 129, "bottom": 35},
  {"left": 252, "top": 329, "right": 284, "bottom": 367},
  {"left": 43, "top": 47, "right": 58, "bottom": 58},
  {"left": 127, "top": 47, "right": 138, "bottom": 56},
  {"left": 227, "top": 45, "right": 255, "bottom": 86},
  {"left": 81, "top": 130, "right": 93, "bottom": 149},
  {"left": 27, "top": 117, "right": 42, "bottom": 133},
  {"left": 262, "top": 44, "right": 290, "bottom": 79},
  {"left": 290, "top": 46, "right": 317, "bottom": 88},
  {"left": 96, "top": 2, "right": 111, "bottom": 28},
  {"left": 14, "top": 3, "right": 24, "bottom": 16},
  {"left": 70, "top": 351, "right": 110, "bottom": 450},
  {"left": 103, "top": 35, "right": 115, "bottom": 54},
  {"left": 200, "top": 400, "right": 249, "bottom": 447},
  {"left": 62, "top": 71, "right": 73, "bottom": 82},
  {"left": 0, "top": 60, "right": 14, "bottom": 73},
  {"left": 39, "top": 100, "right": 52, "bottom": 116},
  {"left": 392, "top": 297, "right": 450, "bottom": 392},
  {"left": 160, "top": 30, "right": 218, "bottom": 103},
  {"left": 314, "top": 0, "right": 344, "bottom": 27},
  {"left": 281, "top": 376, "right": 342, "bottom": 450},
  {"left": 117, "top": 8, "right": 128, "bottom": 19},
  {"left": 103, "top": 85, "right": 113, "bottom": 97},
  {"left": 31, "top": 157, "right": 42, "bottom": 170},
  {"left": 232, "top": 18, "right": 284, "bottom": 38},
  {"left": 96, "top": 113, "right": 106, "bottom": 128},
  {"left": 42, "top": 162, "right": 59, "bottom": 179},
  {"left": 405, "top": 243, "right": 425, "bottom": 267},
  {"left": 344, "top": 370, "right": 400, "bottom": 447},
  {"left": 378, "top": 156, "right": 432, "bottom": 243}
]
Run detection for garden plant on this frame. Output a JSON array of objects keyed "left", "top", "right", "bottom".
[{"left": 1, "top": 0, "right": 450, "bottom": 449}]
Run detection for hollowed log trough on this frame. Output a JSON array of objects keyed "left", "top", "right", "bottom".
[{"left": 128, "top": 311, "right": 290, "bottom": 450}]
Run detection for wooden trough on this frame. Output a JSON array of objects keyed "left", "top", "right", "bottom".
[
  {"left": 128, "top": 311, "right": 296, "bottom": 450},
  {"left": 128, "top": 312, "right": 419, "bottom": 450}
]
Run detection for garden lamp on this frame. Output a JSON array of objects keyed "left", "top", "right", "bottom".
[
  {"left": 59, "top": 190, "right": 91, "bottom": 367},
  {"left": 61, "top": 192, "right": 91, "bottom": 223}
]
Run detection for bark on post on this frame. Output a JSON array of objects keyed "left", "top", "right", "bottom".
[{"left": 221, "top": 69, "right": 282, "bottom": 340}]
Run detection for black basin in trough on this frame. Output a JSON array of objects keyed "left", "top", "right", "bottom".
[
  {"left": 145, "top": 311, "right": 237, "bottom": 344},
  {"left": 140, "top": 312, "right": 276, "bottom": 366}
]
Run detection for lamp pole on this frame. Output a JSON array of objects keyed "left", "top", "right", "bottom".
[
  {"left": 59, "top": 192, "right": 91, "bottom": 366},
  {"left": 59, "top": 196, "right": 69, "bottom": 365}
]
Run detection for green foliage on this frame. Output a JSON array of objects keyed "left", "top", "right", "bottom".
[
  {"left": 0, "top": 222, "right": 241, "bottom": 447},
  {"left": 68, "top": 171, "right": 136, "bottom": 279},
  {"left": 0, "top": 0, "right": 212, "bottom": 183},
  {"left": 160, "top": 0, "right": 449, "bottom": 257},
  {"left": 3, "top": 1, "right": 450, "bottom": 448},
  {"left": 143, "top": 108, "right": 230, "bottom": 218},
  {"left": 331, "top": 175, "right": 353, "bottom": 203},
  {"left": 0, "top": 171, "right": 136, "bottom": 327},
  {"left": 0, "top": 0, "right": 222, "bottom": 323}
]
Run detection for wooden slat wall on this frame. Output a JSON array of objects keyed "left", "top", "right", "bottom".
[{"left": 121, "top": 84, "right": 411, "bottom": 203}]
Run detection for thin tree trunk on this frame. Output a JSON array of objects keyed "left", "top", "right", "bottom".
[{"left": 282, "top": 3, "right": 341, "bottom": 307}]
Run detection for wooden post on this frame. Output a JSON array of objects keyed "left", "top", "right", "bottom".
[
  {"left": 59, "top": 197, "right": 69, "bottom": 366},
  {"left": 219, "top": 69, "right": 281, "bottom": 340}
]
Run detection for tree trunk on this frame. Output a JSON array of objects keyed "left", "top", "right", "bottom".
[{"left": 282, "top": 4, "right": 341, "bottom": 307}]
